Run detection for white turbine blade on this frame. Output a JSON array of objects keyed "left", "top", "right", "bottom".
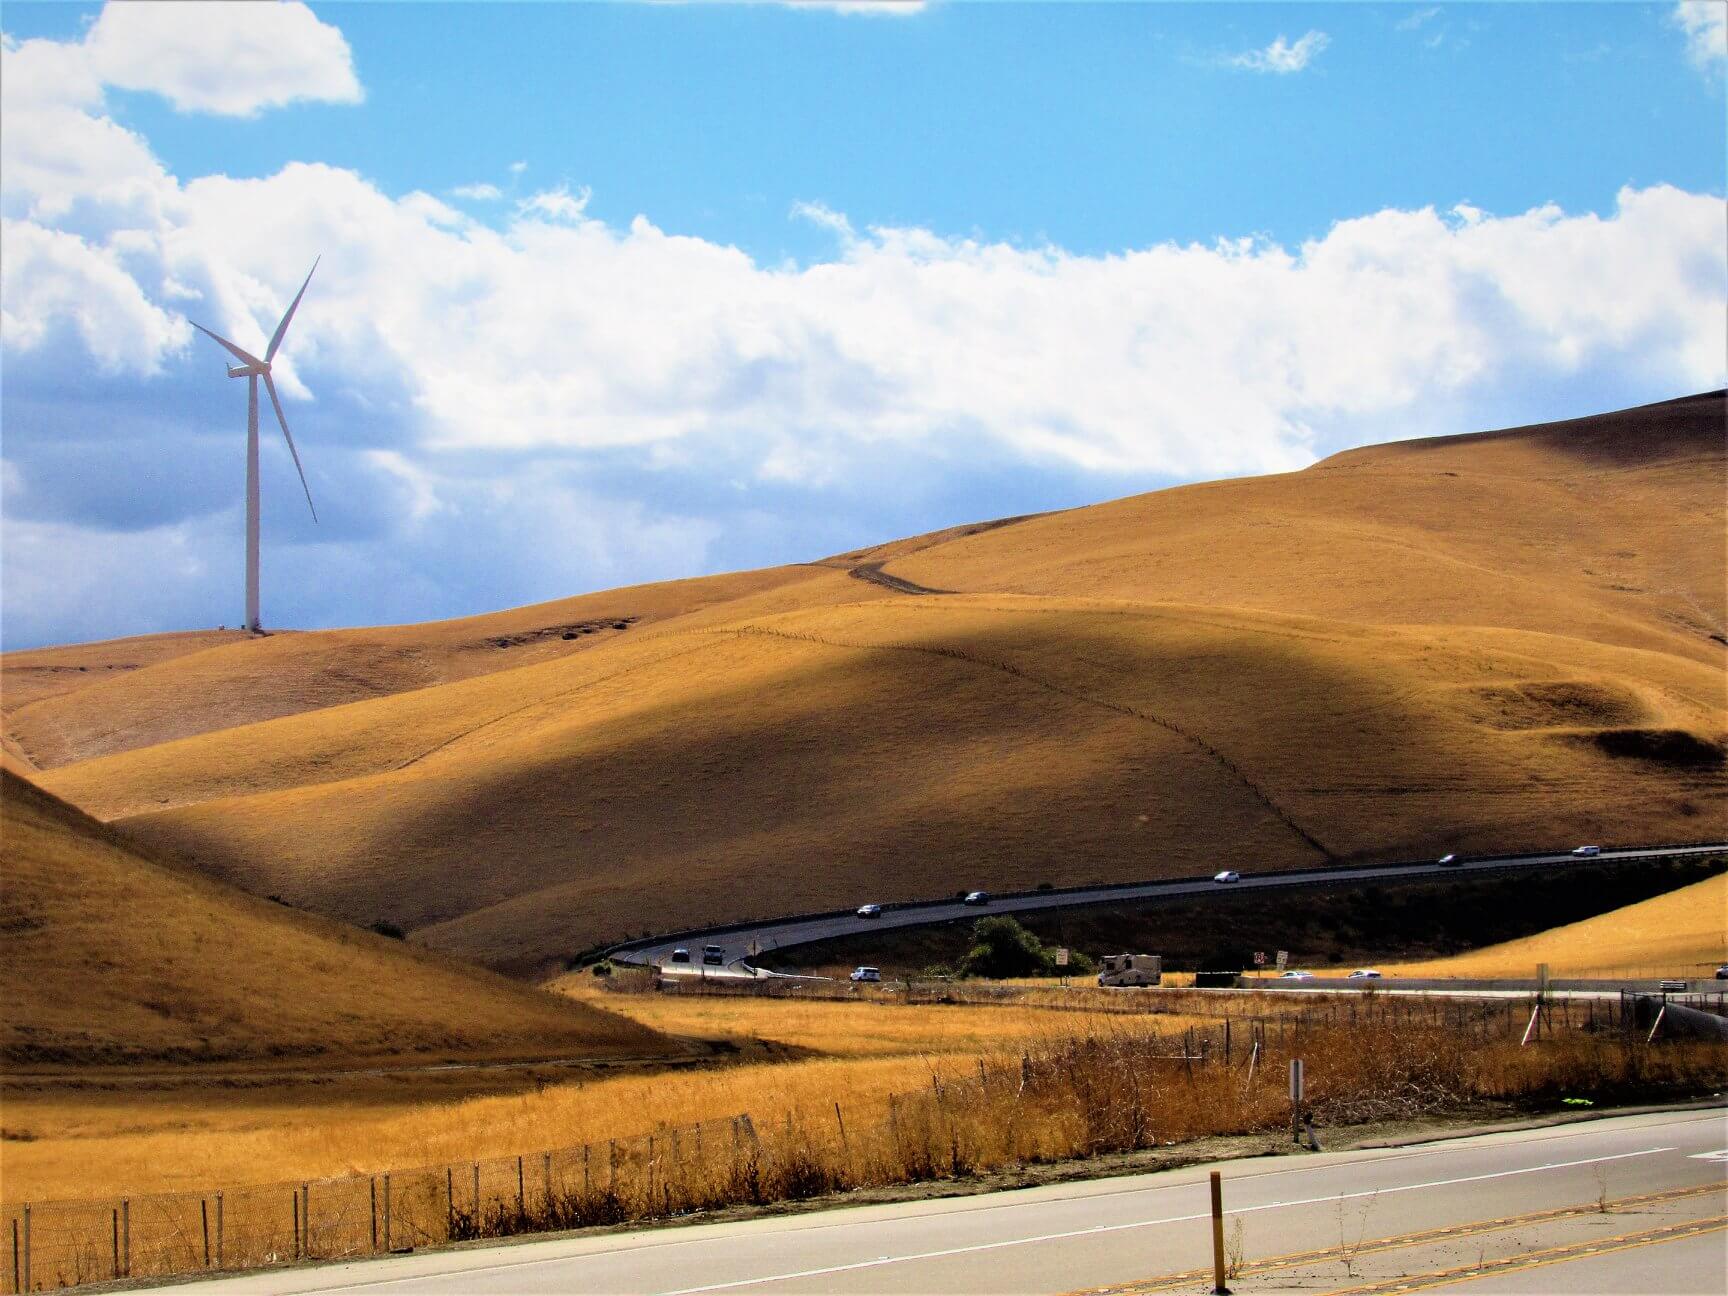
[
  {"left": 265, "top": 257, "right": 319, "bottom": 363},
  {"left": 190, "top": 321, "right": 264, "bottom": 369},
  {"left": 262, "top": 372, "right": 319, "bottom": 524}
]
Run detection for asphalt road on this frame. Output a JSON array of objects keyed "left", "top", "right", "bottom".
[
  {"left": 153, "top": 1107, "right": 1727, "bottom": 1295},
  {"left": 618, "top": 844, "right": 1727, "bottom": 977}
]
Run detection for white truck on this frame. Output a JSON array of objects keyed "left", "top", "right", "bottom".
[{"left": 1097, "top": 953, "right": 1162, "bottom": 987}]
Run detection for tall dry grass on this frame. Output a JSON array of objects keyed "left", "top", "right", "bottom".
[{"left": 8, "top": 999, "right": 1725, "bottom": 1295}]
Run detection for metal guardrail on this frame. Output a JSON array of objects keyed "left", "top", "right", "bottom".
[{"left": 603, "top": 842, "right": 1728, "bottom": 967}]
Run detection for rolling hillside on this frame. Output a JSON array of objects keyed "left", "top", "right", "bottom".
[
  {"left": 6, "top": 392, "right": 1723, "bottom": 976},
  {"left": 1379, "top": 872, "right": 1728, "bottom": 979},
  {"left": 0, "top": 769, "right": 674, "bottom": 1066}
]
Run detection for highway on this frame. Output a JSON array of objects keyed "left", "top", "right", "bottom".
[
  {"left": 612, "top": 844, "right": 1726, "bottom": 977},
  {"left": 152, "top": 1107, "right": 1727, "bottom": 1294}
]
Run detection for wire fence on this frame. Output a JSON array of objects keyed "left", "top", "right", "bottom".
[{"left": 2, "top": 1115, "right": 743, "bottom": 1293}]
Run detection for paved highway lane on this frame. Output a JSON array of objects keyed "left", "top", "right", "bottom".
[
  {"left": 618, "top": 844, "right": 1727, "bottom": 977},
  {"left": 153, "top": 1107, "right": 1727, "bottom": 1295}
]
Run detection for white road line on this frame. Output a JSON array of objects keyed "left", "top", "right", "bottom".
[{"left": 651, "top": 1147, "right": 1680, "bottom": 1295}]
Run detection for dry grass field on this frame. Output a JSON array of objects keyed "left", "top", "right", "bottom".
[
  {"left": 549, "top": 980, "right": 1218, "bottom": 1057},
  {"left": 0, "top": 769, "right": 673, "bottom": 1070},
  {"left": 1378, "top": 871, "right": 1728, "bottom": 979},
  {"left": 0, "top": 982, "right": 1206, "bottom": 1202},
  {"left": 7, "top": 992, "right": 1722, "bottom": 1211},
  {"left": 5, "top": 393, "right": 1723, "bottom": 976}
]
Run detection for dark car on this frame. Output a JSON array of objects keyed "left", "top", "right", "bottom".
[
  {"left": 669, "top": 947, "right": 691, "bottom": 964},
  {"left": 963, "top": 891, "right": 990, "bottom": 906}
]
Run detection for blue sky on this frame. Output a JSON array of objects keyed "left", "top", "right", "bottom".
[{"left": 2, "top": 2, "right": 1724, "bottom": 649}]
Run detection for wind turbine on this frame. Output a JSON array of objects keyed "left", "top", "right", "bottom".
[{"left": 190, "top": 260, "right": 320, "bottom": 634}]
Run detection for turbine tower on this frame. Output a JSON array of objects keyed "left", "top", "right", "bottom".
[{"left": 190, "top": 260, "right": 320, "bottom": 634}]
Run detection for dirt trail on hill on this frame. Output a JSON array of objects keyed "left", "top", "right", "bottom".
[{"left": 847, "top": 563, "right": 952, "bottom": 596}]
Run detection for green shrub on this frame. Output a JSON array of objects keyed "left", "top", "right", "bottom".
[{"left": 958, "top": 916, "right": 1065, "bottom": 978}]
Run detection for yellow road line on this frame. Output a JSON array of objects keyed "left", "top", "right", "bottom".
[
  {"left": 1068, "top": 1181, "right": 1727, "bottom": 1296},
  {"left": 1318, "top": 1215, "right": 1728, "bottom": 1295}
]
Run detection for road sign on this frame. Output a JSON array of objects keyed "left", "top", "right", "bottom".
[
  {"left": 1275, "top": 949, "right": 1289, "bottom": 971},
  {"left": 1054, "top": 947, "right": 1069, "bottom": 967},
  {"left": 1254, "top": 951, "right": 1266, "bottom": 966}
]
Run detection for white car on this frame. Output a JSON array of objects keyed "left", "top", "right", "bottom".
[
  {"left": 1571, "top": 845, "right": 1601, "bottom": 857},
  {"left": 855, "top": 903, "right": 882, "bottom": 919},
  {"left": 1278, "top": 970, "right": 1314, "bottom": 981},
  {"left": 1347, "top": 968, "right": 1382, "bottom": 980},
  {"left": 1437, "top": 853, "right": 1459, "bottom": 867},
  {"left": 1213, "top": 871, "right": 1241, "bottom": 884},
  {"left": 849, "top": 966, "right": 882, "bottom": 983}
]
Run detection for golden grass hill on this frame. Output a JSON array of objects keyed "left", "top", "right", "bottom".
[{"left": 5, "top": 391, "right": 1722, "bottom": 980}]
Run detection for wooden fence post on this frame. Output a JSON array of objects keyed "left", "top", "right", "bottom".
[
  {"left": 1209, "top": 1171, "right": 1230, "bottom": 1295},
  {"left": 583, "top": 1144, "right": 591, "bottom": 1195},
  {"left": 383, "top": 1174, "right": 392, "bottom": 1251},
  {"left": 543, "top": 1152, "right": 552, "bottom": 1207},
  {"left": 216, "top": 1192, "right": 224, "bottom": 1269},
  {"left": 302, "top": 1184, "right": 310, "bottom": 1257},
  {"left": 293, "top": 1188, "right": 302, "bottom": 1259},
  {"left": 516, "top": 1157, "right": 525, "bottom": 1217},
  {"left": 19, "top": 1206, "right": 27, "bottom": 1296},
  {"left": 834, "top": 1102, "right": 848, "bottom": 1149},
  {"left": 11, "top": 1216, "right": 18, "bottom": 1296},
  {"left": 202, "top": 1197, "right": 211, "bottom": 1267},
  {"left": 369, "top": 1178, "right": 378, "bottom": 1254},
  {"left": 112, "top": 1208, "right": 121, "bottom": 1282},
  {"left": 472, "top": 1164, "right": 479, "bottom": 1217},
  {"left": 122, "top": 1200, "right": 129, "bottom": 1279},
  {"left": 446, "top": 1168, "right": 455, "bottom": 1237}
]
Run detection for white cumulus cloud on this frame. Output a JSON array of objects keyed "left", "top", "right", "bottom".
[
  {"left": 1672, "top": 2, "right": 1727, "bottom": 71},
  {"left": 83, "top": 1, "right": 361, "bottom": 116},
  {"left": 1229, "top": 31, "right": 1331, "bottom": 74}
]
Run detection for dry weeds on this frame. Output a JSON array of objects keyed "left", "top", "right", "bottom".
[{"left": 9, "top": 1004, "right": 1725, "bottom": 1293}]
